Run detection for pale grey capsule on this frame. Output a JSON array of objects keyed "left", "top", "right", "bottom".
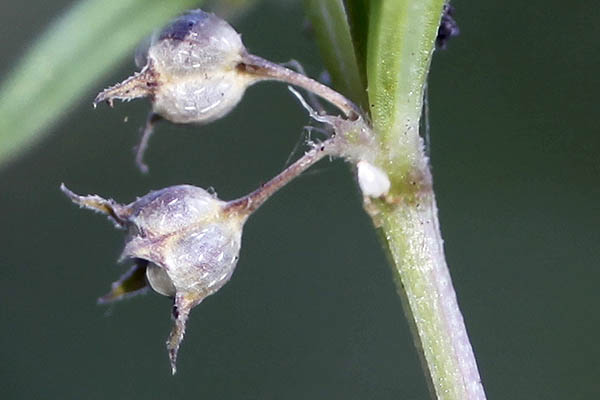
[
  {"left": 148, "top": 10, "right": 250, "bottom": 124},
  {"left": 150, "top": 9, "right": 244, "bottom": 75},
  {"left": 120, "top": 185, "right": 244, "bottom": 301},
  {"left": 60, "top": 183, "right": 249, "bottom": 374},
  {"left": 95, "top": 10, "right": 253, "bottom": 124}
]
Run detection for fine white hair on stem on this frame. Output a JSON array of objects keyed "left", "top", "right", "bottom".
[
  {"left": 282, "top": 128, "right": 310, "bottom": 169},
  {"left": 288, "top": 86, "right": 380, "bottom": 166},
  {"left": 288, "top": 86, "right": 332, "bottom": 125},
  {"left": 281, "top": 59, "right": 326, "bottom": 115},
  {"left": 288, "top": 86, "right": 389, "bottom": 198}
]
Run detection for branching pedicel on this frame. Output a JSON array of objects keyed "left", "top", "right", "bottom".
[
  {"left": 62, "top": 98, "right": 378, "bottom": 373},
  {"left": 95, "top": 9, "right": 360, "bottom": 173},
  {"left": 64, "top": 9, "right": 387, "bottom": 375},
  {"left": 61, "top": 134, "right": 334, "bottom": 374}
]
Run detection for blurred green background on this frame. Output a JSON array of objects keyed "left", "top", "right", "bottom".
[{"left": 1, "top": 0, "right": 599, "bottom": 398}]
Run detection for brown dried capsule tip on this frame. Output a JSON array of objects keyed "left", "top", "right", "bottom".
[{"left": 61, "top": 183, "right": 248, "bottom": 374}]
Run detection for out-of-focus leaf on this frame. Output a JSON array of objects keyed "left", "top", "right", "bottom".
[
  {"left": 208, "top": 0, "right": 262, "bottom": 20},
  {"left": 344, "top": 0, "right": 369, "bottom": 94},
  {"left": 303, "top": 0, "right": 367, "bottom": 110},
  {"left": 0, "top": 0, "right": 203, "bottom": 167}
]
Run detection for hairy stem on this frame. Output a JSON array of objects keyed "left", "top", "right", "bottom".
[
  {"left": 365, "top": 1, "right": 487, "bottom": 399},
  {"left": 375, "top": 171, "right": 486, "bottom": 400}
]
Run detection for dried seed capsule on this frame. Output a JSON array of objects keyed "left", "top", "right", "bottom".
[
  {"left": 60, "top": 129, "right": 336, "bottom": 374},
  {"left": 61, "top": 183, "right": 248, "bottom": 374},
  {"left": 96, "top": 10, "right": 249, "bottom": 124},
  {"left": 94, "top": 9, "right": 360, "bottom": 172},
  {"left": 95, "top": 10, "right": 254, "bottom": 172}
]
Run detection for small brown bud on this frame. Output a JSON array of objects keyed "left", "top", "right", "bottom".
[{"left": 61, "top": 183, "right": 248, "bottom": 374}]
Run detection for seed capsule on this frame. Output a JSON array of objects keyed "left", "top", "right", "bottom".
[
  {"left": 94, "top": 9, "right": 360, "bottom": 172},
  {"left": 60, "top": 116, "right": 342, "bottom": 374},
  {"left": 96, "top": 10, "right": 250, "bottom": 124},
  {"left": 61, "top": 183, "right": 248, "bottom": 374}
]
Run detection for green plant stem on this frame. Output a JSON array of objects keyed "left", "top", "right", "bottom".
[
  {"left": 366, "top": 1, "right": 487, "bottom": 399},
  {"left": 306, "top": 0, "right": 487, "bottom": 398}
]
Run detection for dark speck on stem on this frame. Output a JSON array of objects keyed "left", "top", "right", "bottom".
[{"left": 436, "top": 4, "right": 460, "bottom": 50}]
